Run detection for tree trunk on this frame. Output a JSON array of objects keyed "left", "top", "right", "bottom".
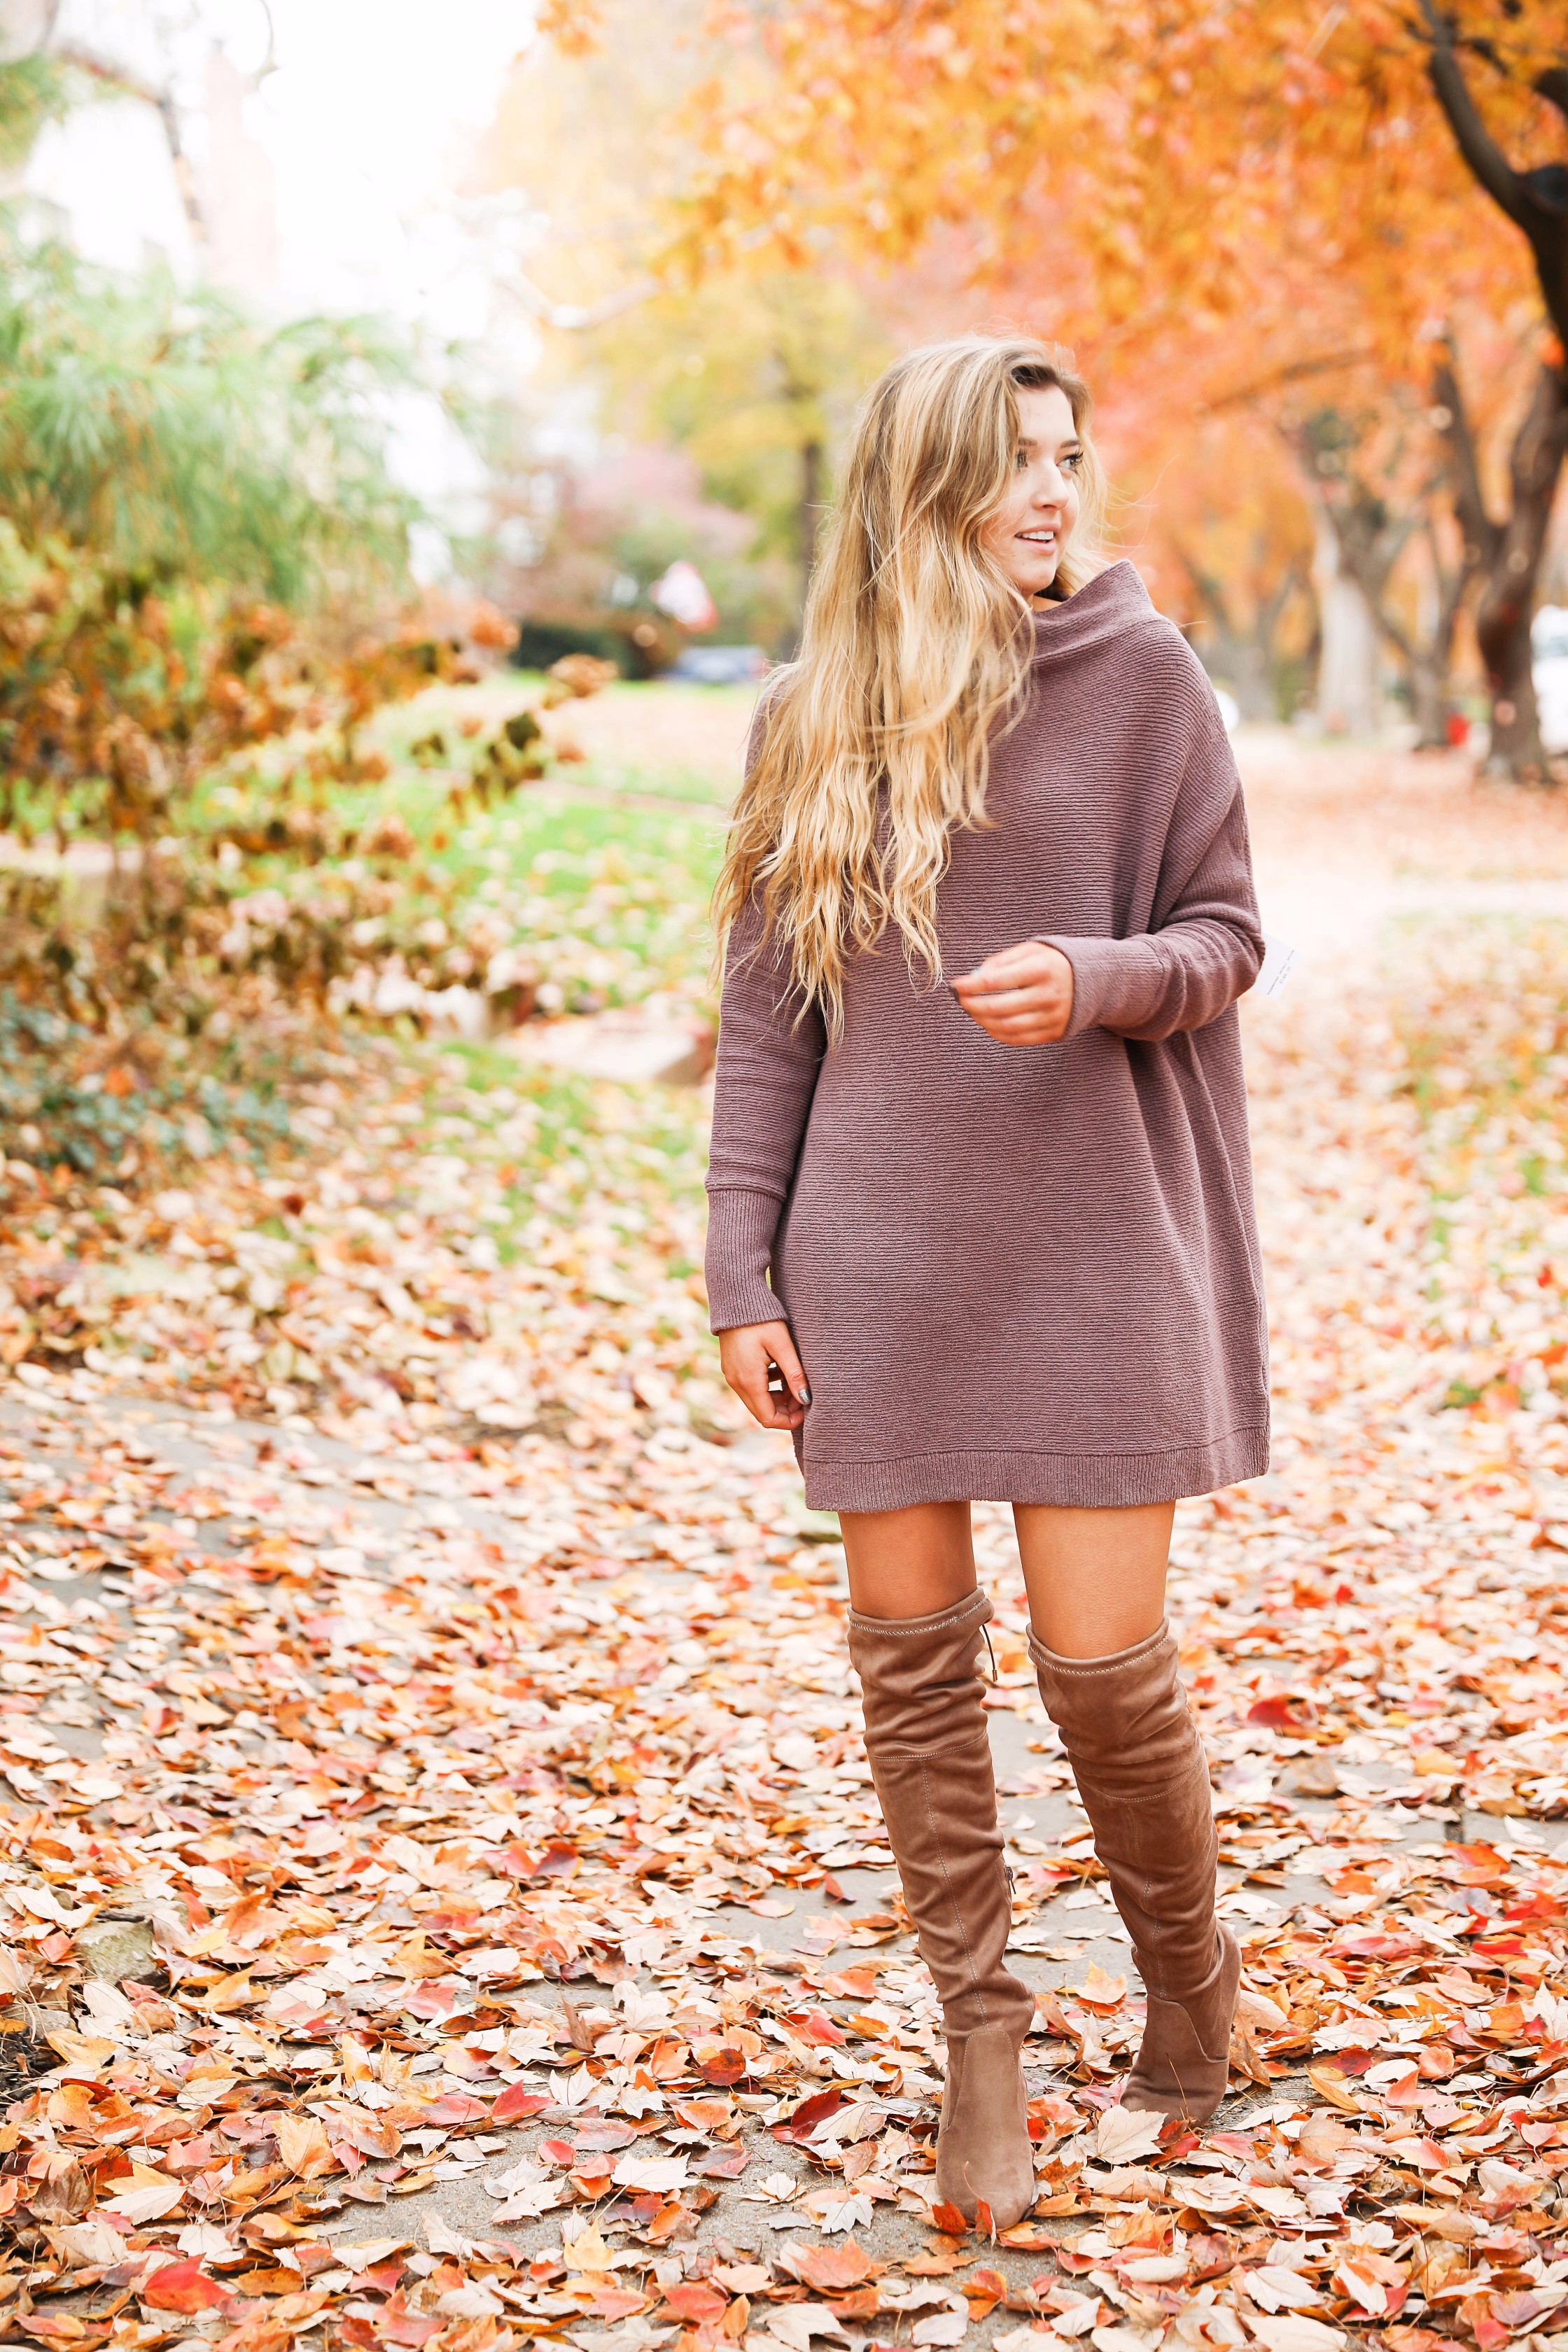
[
  {"left": 1312, "top": 511, "right": 1380, "bottom": 734},
  {"left": 1472, "top": 363, "right": 1568, "bottom": 783},
  {"left": 1407, "top": 652, "right": 1450, "bottom": 750},
  {"left": 1422, "top": 27, "right": 1568, "bottom": 780}
]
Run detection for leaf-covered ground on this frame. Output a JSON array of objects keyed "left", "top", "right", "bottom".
[{"left": 2, "top": 720, "right": 1568, "bottom": 2352}]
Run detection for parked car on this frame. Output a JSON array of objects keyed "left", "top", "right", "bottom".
[
  {"left": 1533, "top": 605, "right": 1568, "bottom": 752},
  {"left": 665, "top": 645, "right": 770, "bottom": 685}
]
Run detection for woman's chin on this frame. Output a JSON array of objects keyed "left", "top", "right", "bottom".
[{"left": 1005, "top": 555, "right": 1060, "bottom": 598}]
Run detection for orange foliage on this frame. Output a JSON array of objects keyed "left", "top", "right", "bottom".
[{"left": 666, "top": 1, "right": 1559, "bottom": 402}]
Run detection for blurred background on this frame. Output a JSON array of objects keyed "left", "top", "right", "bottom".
[
  {"left": 12, "top": 0, "right": 1568, "bottom": 710},
  {"left": 1, "top": 0, "right": 1567, "bottom": 1240}
]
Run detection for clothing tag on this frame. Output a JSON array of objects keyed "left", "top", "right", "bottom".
[{"left": 1257, "top": 937, "right": 1301, "bottom": 999}]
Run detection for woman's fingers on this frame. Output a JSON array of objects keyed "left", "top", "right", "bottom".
[
  {"left": 952, "top": 940, "right": 1074, "bottom": 1044},
  {"left": 766, "top": 1322, "right": 812, "bottom": 1406},
  {"left": 718, "top": 1320, "right": 811, "bottom": 1430},
  {"left": 955, "top": 939, "right": 1050, "bottom": 990},
  {"left": 965, "top": 1004, "right": 1072, "bottom": 1044},
  {"left": 957, "top": 981, "right": 1040, "bottom": 1015}
]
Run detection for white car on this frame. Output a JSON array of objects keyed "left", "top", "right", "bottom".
[{"left": 1532, "top": 606, "right": 1568, "bottom": 752}]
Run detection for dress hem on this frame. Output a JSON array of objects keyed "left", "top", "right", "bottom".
[{"left": 798, "top": 1424, "right": 1270, "bottom": 1511}]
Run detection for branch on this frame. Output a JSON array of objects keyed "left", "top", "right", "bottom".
[
  {"left": 251, "top": 1, "right": 279, "bottom": 86},
  {"left": 1419, "top": 1, "right": 1534, "bottom": 232},
  {"left": 53, "top": 45, "right": 207, "bottom": 244},
  {"left": 1432, "top": 347, "right": 1499, "bottom": 572},
  {"left": 1169, "top": 540, "right": 1239, "bottom": 638},
  {"left": 1537, "top": 64, "right": 1568, "bottom": 126},
  {"left": 53, "top": 42, "right": 164, "bottom": 110},
  {"left": 503, "top": 270, "right": 658, "bottom": 331},
  {"left": 1422, "top": 510, "right": 1472, "bottom": 658},
  {"left": 1199, "top": 348, "right": 1378, "bottom": 414}
]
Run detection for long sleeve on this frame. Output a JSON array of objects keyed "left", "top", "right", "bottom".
[
  {"left": 1043, "top": 699, "right": 1264, "bottom": 1042},
  {"left": 705, "top": 903, "right": 827, "bottom": 1331}
]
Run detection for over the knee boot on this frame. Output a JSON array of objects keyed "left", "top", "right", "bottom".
[
  {"left": 848, "top": 1589, "right": 1036, "bottom": 2227},
  {"left": 1028, "top": 1621, "right": 1238, "bottom": 2121}
]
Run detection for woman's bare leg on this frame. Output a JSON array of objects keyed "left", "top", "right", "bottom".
[
  {"left": 1013, "top": 1500, "right": 1174, "bottom": 1656},
  {"left": 839, "top": 1499, "right": 977, "bottom": 1618}
]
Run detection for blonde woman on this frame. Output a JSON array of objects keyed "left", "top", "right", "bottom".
[{"left": 706, "top": 337, "right": 1266, "bottom": 2225}]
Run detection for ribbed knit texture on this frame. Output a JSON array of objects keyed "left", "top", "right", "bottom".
[{"left": 706, "top": 560, "right": 1270, "bottom": 1511}]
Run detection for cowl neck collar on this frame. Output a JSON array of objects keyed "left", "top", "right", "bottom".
[{"left": 1028, "top": 559, "right": 1154, "bottom": 666}]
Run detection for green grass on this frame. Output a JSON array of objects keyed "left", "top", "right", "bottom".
[{"left": 1, "top": 679, "right": 734, "bottom": 1182}]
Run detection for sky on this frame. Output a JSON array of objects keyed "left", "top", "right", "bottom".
[
  {"left": 23, "top": 0, "right": 548, "bottom": 542},
  {"left": 27, "top": 0, "right": 537, "bottom": 327}
]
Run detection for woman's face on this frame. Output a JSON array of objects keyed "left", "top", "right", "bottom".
[{"left": 981, "top": 384, "right": 1084, "bottom": 601}]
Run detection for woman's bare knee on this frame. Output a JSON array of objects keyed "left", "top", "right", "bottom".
[
  {"left": 1014, "top": 1500, "right": 1172, "bottom": 1657},
  {"left": 841, "top": 1500, "right": 976, "bottom": 1619}
]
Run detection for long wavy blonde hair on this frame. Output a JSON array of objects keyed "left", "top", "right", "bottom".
[{"left": 713, "top": 335, "right": 1106, "bottom": 1033}]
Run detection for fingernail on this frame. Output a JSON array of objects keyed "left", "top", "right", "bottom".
[{"left": 797, "top": 1385, "right": 812, "bottom": 1404}]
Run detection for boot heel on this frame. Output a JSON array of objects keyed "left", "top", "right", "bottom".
[
  {"left": 1121, "top": 1922, "right": 1240, "bottom": 2120},
  {"left": 935, "top": 2022, "right": 1034, "bottom": 2230}
]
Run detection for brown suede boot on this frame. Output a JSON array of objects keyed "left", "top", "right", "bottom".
[
  {"left": 1028, "top": 1620, "right": 1238, "bottom": 2122},
  {"left": 848, "top": 1590, "right": 1036, "bottom": 2228}
]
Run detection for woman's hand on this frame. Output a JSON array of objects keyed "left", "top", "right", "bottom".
[
  {"left": 951, "top": 939, "right": 1075, "bottom": 1045},
  {"left": 718, "top": 1318, "right": 811, "bottom": 1431}
]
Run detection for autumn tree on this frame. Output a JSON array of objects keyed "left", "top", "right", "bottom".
[
  {"left": 1417, "top": 9, "right": 1568, "bottom": 774},
  {"left": 604, "top": 0, "right": 1568, "bottom": 774},
  {"left": 588, "top": 271, "right": 890, "bottom": 623},
  {"left": 483, "top": 0, "right": 894, "bottom": 643},
  {"left": 1106, "top": 400, "right": 1317, "bottom": 722}
]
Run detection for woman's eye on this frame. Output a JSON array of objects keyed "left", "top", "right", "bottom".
[{"left": 1063, "top": 449, "right": 1083, "bottom": 470}]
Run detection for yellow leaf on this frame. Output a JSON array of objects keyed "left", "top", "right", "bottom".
[{"left": 274, "top": 2114, "right": 332, "bottom": 2177}]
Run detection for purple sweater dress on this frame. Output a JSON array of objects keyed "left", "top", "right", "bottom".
[{"left": 704, "top": 561, "right": 1270, "bottom": 1512}]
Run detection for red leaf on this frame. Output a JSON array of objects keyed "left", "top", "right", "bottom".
[
  {"left": 402, "top": 1981, "right": 457, "bottom": 2019},
  {"left": 421, "top": 2092, "right": 487, "bottom": 2124},
  {"left": 772, "top": 2087, "right": 847, "bottom": 2144},
  {"left": 491, "top": 2085, "right": 552, "bottom": 2124},
  {"left": 662, "top": 2284, "right": 728, "bottom": 2323},
  {"left": 645, "top": 2197, "right": 693, "bottom": 2245},
  {"left": 540, "top": 2138, "right": 577, "bottom": 2167},
  {"left": 141, "top": 2262, "right": 228, "bottom": 2315},
  {"left": 1324, "top": 1931, "right": 1422, "bottom": 1961},
  {"left": 571, "top": 2117, "right": 637, "bottom": 2150},
  {"left": 1246, "top": 1693, "right": 1317, "bottom": 1730},
  {"left": 695, "top": 2144, "right": 749, "bottom": 2178}
]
